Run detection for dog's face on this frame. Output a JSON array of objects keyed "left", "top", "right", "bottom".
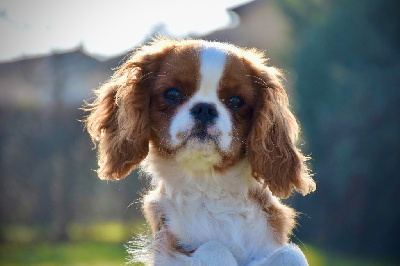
[
  {"left": 85, "top": 38, "right": 315, "bottom": 198},
  {"left": 149, "top": 42, "right": 255, "bottom": 172}
]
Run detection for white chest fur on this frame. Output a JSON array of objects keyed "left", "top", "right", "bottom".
[
  {"left": 143, "top": 156, "right": 281, "bottom": 265},
  {"left": 162, "top": 188, "right": 279, "bottom": 264}
]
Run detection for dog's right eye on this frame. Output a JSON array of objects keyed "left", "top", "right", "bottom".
[
  {"left": 227, "top": 96, "right": 244, "bottom": 109},
  {"left": 163, "top": 88, "right": 184, "bottom": 103}
]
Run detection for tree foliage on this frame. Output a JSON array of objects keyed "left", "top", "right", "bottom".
[{"left": 285, "top": 0, "right": 400, "bottom": 257}]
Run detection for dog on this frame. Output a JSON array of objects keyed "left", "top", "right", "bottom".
[{"left": 85, "top": 37, "right": 316, "bottom": 265}]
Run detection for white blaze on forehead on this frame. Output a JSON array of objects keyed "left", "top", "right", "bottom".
[{"left": 198, "top": 43, "right": 227, "bottom": 97}]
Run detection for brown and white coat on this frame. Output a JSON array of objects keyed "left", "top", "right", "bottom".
[{"left": 85, "top": 38, "right": 315, "bottom": 265}]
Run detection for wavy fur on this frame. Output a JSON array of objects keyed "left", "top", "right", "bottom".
[{"left": 84, "top": 37, "right": 315, "bottom": 265}]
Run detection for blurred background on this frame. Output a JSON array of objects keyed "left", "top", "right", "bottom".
[{"left": 0, "top": 0, "right": 399, "bottom": 265}]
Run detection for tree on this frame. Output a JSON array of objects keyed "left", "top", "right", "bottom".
[{"left": 287, "top": 0, "right": 400, "bottom": 257}]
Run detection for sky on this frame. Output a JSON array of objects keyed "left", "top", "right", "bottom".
[{"left": 0, "top": 0, "right": 253, "bottom": 62}]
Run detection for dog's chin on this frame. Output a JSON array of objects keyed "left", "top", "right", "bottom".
[{"left": 175, "top": 137, "right": 222, "bottom": 173}]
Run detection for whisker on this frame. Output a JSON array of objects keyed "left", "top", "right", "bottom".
[
  {"left": 139, "top": 71, "right": 155, "bottom": 81},
  {"left": 253, "top": 80, "right": 271, "bottom": 89},
  {"left": 139, "top": 75, "right": 156, "bottom": 83},
  {"left": 165, "top": 63, "right": 178, "bottom": 69},
  {"left": 247, "top": 74, "right": 270, "bottom": 88}
]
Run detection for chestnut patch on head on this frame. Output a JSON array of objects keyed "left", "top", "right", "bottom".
[
  {"left": 215, "top": 53, "right": 256, "bottom": 171},
  {"left": 149, "top": 44, "right": 201, "bottom": 156},
  {"left": 84, "top": 38, "right": 181, "bottom": 180}
]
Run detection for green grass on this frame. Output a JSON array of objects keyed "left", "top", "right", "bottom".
[
  {"left": 0, "top": 242, "right": 133, "bottom": 266},
  {"left": 0, "top": 221, "right": 149, "bottom": 265},
  {"left": 0, "top": 221, "right": 397, "bottom": 266},
  {"left": 1, "top": 221, "right": 150, "bottom": 245},
  {"left": 301, "top": 244, "right": 398, "bottom": 266},
  {"left": 1, "top": 241, "right": 398, "bottom": 266}
]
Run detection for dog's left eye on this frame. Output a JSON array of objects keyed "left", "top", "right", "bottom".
[
  {"left": 227, "top": 96, "right": 244, "bottom": 109},
  {"left": 163, "top": 88, "right": 184, "bottom": 103}
]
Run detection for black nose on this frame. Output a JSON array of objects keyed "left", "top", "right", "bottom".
[{"left": 190, "top": 103, "right": 218, "bottom": 123}]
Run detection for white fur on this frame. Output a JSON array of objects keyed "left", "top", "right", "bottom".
[
  {"left": 198, "top": 44, "right": 226, "bottom": 97},
  {"left": 141, "top": 149, "right": 284, "bottom": 265}
]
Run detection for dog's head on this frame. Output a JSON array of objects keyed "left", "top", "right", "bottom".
[{"left": 85, "top": 38, "right": 315, "bottom": 198}]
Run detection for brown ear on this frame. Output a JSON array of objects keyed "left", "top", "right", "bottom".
[
  {"left": 84, "top": 38, "right": 175, "bottom": 180},
  {"left": 247, "top": 67, "right": 315, "bottom": 198}
]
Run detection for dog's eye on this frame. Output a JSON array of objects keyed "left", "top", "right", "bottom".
[
  {"left": 163, "top": 88, "right": 184, "bottom": 103},
  {"left": 227, "top": 96, "right": 244, "bottom": 109}
]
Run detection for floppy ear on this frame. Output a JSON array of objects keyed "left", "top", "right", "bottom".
[
  {"left": 85, "top": 39, "right": 174, "bottom": 180},
  {"left": 247, "top": 67, "right": 315, "bottom": 198}
]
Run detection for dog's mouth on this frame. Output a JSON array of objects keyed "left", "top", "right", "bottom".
[
  {"left": 189, "top": 124, "right": 218, "bottom": 143},
  {"left": 174, "top": 124, "right": 223, "bottom": 171}
]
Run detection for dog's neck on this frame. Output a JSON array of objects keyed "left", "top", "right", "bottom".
[{"left": 141, "top": 148, "right": 257, "bottom": 198}]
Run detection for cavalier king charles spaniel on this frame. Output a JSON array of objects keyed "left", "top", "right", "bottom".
[{"left": 85, "top": 38, "right": 316, "bottom": 265}]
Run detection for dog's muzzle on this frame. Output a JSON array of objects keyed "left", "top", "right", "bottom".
[{"left": 190, "top": 103, "right": 218, "bottom": 141}]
